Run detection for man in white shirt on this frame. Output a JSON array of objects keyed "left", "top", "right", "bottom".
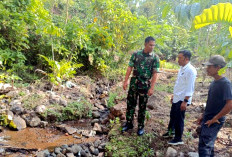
[{"left": 162, "top": 50, "right": 197, "bottom": 145}]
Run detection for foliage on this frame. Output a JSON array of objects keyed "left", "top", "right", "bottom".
[
  {"left": 192, "top": 2, "right": 232, "bottom": 70},
  {"left": 22, "top": 93, "right": 43, "bottom": 109},
  {"left": 39, "top": 54, "right": 83, "bottom": 85},
  {"left": 61, "top": 101, "right": 92, "bottom": 120},
  {"left": 155, "top": 83, "right": 173, "bottom": 93},
  {"left": 160, "top": 60, "right": 179, "bottom": 69},
  {"left": 191, "top": 3, "right": 232, "bottom": 32},
  {"left": 0, "top": 114, "right": 17, "bottom": 130},
  {"left": 105, "top": 133, "right": 155, "bottom": 157},
  {"left": 107, "top": 92, "right": 117, "bottom": 108},
  {"left": 43, "top": 99, "right": 92, "bottom": 122}
]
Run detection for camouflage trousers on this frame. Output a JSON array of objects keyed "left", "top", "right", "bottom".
[{"left": 126, "top": 77, "right": 150, "bottom": 129}]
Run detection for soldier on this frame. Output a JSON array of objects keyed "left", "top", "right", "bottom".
[{"left": 122, "top": 36, "right": 160, "bottom": 136}]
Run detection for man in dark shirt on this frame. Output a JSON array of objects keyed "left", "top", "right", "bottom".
[{"left": 197, "top": 55, "right": 232, "bottom": 157}]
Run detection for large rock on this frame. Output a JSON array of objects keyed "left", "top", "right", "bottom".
[
  {"left": 35, "top": 105, "right": 47, "bottom": 114},
  {"left": 13, "top": 116, "right": 27, "bottom": 130},
  {"left": 66, "top": 153, "right": 75, "bottom": 157},
  {"left": 65, "top": 126, "right": 77, "bottom": 135},
  {"left": 110, "top": 103, "right": 124, "bottom": 117},
  {"left": 6, "top": 91, "right": 18, "bottom": 98},
  {"left": 27, "top": 116, "right": 41, "bottom": 127},
  {"left": 0, "top": 83, "right": 14, "bottom": 94},
  {"left": 36, "top": 149, "right": 50, "bottom": 157},
  {"left": 93, "top": 123, "right": 102, "bottom": 133},
  {"left": 92, "top": 111, "right": 100, "bottom": 118},
  {"left": 10, "top": 104, "right": 24, "bottom": 115},
  {"left": 188, "top": 152, "right": 199, "bottom": 157},
  {"left": 71, "top": 144, "right": 82, "bottom": 154},
  {"left": 166, "top": 147, "right": 177, "bottom": 157},
  {"left": 9, "top": 99, "right": 21, "bottom": 106}
]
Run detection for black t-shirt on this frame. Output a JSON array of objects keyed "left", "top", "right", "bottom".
[{"left": 204, "top": 77, "right": 232, "bottom": 119}]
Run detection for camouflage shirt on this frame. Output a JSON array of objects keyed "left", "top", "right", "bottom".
[{"left": 128, "top": 50, "right": 160, "bottom": 82}]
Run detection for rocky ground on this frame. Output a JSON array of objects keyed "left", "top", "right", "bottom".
[{"left": 0, "top": 69, "right": 232, "bottom": 157}]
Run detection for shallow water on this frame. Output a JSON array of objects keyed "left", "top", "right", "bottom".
[{"left": 0, "top": 127, "right": 97, "bottom": 151}]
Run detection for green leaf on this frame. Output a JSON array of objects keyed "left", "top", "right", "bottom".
[
  {"left": 190, "top": 3, "right": 201, "bottom": 18},
  {"left": 192, "top": 3, "right": 232, "bottom": 30},
  {"left": 230, "top": 26, "right": 232, "bottom": 37},
  {"left": 162, "top": 4, "right": 171, "bottom": 18}
]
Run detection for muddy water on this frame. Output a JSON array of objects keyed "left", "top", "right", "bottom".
[{"left": 0, "top": 127, "right": 98, "bottom": 151}]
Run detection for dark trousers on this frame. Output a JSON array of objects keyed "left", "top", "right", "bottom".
[
  {"left": 126, "top": 78, "right": 149, "bottom": 129},
  {"left": 198, "top": 117, "right": 225, "bottom": 157},
  {"left": 167, "top": 101, "right": 185, "bottom": 140}
]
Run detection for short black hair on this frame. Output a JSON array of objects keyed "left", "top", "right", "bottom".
[
  {"left": 145, "top": 36, "right": 155, "bottom": 43},
  {"left": 179, "top": 50, "right": 192, "bottom": 60}
]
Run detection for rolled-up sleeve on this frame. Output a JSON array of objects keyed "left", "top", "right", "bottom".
[
  {"left": 153, "top": 55, "right": 160, "bottom": 72},
  {"left": 184, "top": 70, "right": 197, "bottom": 96},
  {"left": 128, "top": 53, "right": 136, "bottom": 67}
]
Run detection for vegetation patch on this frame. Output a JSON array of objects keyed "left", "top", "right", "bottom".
[{"left": 43, "top": 99, "right": 92, "bottom": 122}]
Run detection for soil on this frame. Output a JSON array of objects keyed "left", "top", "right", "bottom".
[{"left": 1, "top": 68, "right": 232, "bottom": 156}]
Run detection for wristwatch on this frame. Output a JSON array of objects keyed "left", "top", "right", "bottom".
[{"left": 184, "top": 99, "right": 188, "bottom": 103}]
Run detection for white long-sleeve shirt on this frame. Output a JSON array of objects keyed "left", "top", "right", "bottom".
[{"left": 173, "top": 62, "right": 197, "bottom": 104}]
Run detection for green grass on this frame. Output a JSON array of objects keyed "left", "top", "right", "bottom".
[
  {"left": 106, "top": 133, "right": 155, "bottom": 157},
  {"left": 160, "top": 60, "right": 179, "bottom": 69},
  {"left": 155, "top": 83, "right": 173, "bottom": 93},
  {"left": 42, "top": 99, "right": 93, "bottom": 122}
]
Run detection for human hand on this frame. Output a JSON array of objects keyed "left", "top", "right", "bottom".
[
  {"left": 123, "top": 81, "right": 128, "bottom": 90},
  {"left": 196, "top": 116, "right": 203, "bottom": 125},
  {"left": 170, "top": 98, "right": 173, "bottom": 104},
  {"left": 148, "top": 88, "right": 154, "bottom": 96},
  {"left": 205, "top": 118, "right": 220, "bottom": 127},
  {"left": 180, "top": 102, "right": 187, "bottom": 111}
]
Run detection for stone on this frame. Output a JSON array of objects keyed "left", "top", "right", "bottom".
[
  {"left": 91, "top": 119, "right": 100, "bottom": 125},
  {"left": 9, "top": 100, "right": 21, "bottom": 106},
  {"left": 100, "top": 99, "right": 107, "bottom": 107},
  {"left": 101, "top": 126, "right": 110, "bottom": 133},
  {"left": 94, "top": 104, "right": 105, "bottom": 110},
  {"left": 71, "top": 144, "right": 82, "bottom": 154},
  {"left": 13, "top": 116, "right": 27, "bottom": 130},
  {"left": 27, "top": 116, "right": 41, "bottom": 127},
  {"left": 166, "top": 147, "right": 177, "bottom": 157},
  {"left": 66, "top": 81, "right": 76, "bottom": 88},
  {"left": 110, "top": 105, "right": 123, "bottom": 117},
  {"left": 179, "top": 152, "right": 185, "bottom": 157},
  {"left": 61, "top": 144, "right": 69, "bottom": 149},
  {"left": 6, "top": 91, "right": 18, "bottom": 98},
  {"left": 81, "top": 130, "right": 96, "bottom": 137},
  {"left": 66, "top": 153, "right": 75, "bottom": 157},
  {"left": 65, "top": 126, "right": 77, "bottom": 135},
  {"left": 54, "top": 147, "right": 62, "bottom": 154},
  {"left": 7, "top": 111, "right": 14, "bottom": 120},
  {"left": 89, "top": 146, "right": 99, "bottom": 156},
  {"left": 0, "top": 148, "right": 5, "bottom": 154},
  {"left": 94, "top": 139, "right": 101, "bottom": 147},
  {"left": 188, "top": 152, "right": 199, "bottom": 157},
  {"left": 59, "top": 99, "right": 67, "bottom": 107},
  {"left": 35, "top": 105, "right": 47, "bottom": 114},
  {"left": 98, "top": 152, "right": 104, "bottom": 157},
  {"left": 92, "top": 111, "right": 101, "bottom": 118},
  {"left": 56, "top": 153, "right": 66, "bottom": 157},
  {"left": 40, "top": 121, "right": 48, "bottom": 128},
  {"left": 156, "top": 151, "right": 163, "bottom": 157},
  {"left": 36, "top": 149, "right": 50, "bottom": 157},
  {"left": 147, "top": 104, "right": 154, "bottom": 110},
  {"left": 10, "top": 104, "right": 24, "bottom": 115},
  {"left": 93, "top": 123, "right": 102, "bottom": 132}
]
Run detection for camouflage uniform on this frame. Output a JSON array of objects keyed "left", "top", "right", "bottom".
[{"left": 126, "top": 50, "right": 160, "bottom": 129}]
